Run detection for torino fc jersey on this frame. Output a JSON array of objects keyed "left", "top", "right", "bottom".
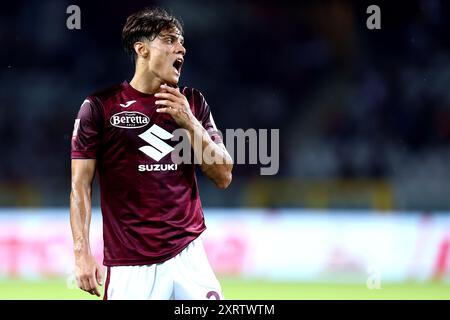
[{"left": 71, "top": 81, "right": 222, "bottom": 266}]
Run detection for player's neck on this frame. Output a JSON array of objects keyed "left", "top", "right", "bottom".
[{"left": 129, "top": 70, "right": 162, "bottom": 95}]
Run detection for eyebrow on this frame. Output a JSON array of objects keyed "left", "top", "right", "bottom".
[{"left": 159, "top": 33, "right": 184, "bottom": 44}]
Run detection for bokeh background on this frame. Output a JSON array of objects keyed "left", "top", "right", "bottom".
[{"left": 1, "top": 0, "right": 450, "bottom": 299}]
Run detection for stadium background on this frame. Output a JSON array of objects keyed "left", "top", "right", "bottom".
[{"left": 1, "top": 0, "right": 450, "bottom": 299}]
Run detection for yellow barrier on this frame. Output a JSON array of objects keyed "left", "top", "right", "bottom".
[{"left": 244, "top": 179, "right": 394, "bottom": 210}]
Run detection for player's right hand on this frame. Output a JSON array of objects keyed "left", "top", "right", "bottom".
[{"left": 75, "top": 254, "right": 104, "bottom": 297}]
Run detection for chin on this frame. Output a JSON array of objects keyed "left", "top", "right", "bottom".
[{"left": 165, "top": 78, "right": 179, "bottom": 87}]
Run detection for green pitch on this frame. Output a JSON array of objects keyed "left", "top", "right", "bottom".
[{"left": 0, "top": 278, "right": 449, "bottom": 300}]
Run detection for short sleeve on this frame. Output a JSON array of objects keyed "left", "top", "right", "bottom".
[
  {"left": 71, "top": 98, "right": 104, "bottom": 159},
  {"left": 195, "top": 91, "right": 223, "bottom": 144}
]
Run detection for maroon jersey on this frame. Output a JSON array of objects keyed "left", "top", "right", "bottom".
[{"left": 71, "top": 81, "right": 222, "bottom": 266}]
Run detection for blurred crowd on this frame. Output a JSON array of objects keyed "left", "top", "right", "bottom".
[{"left": 1, "top": 0, "right": 450, "bottom": 209}]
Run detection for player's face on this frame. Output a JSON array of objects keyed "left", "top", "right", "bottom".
[{"left": 147, "top": 28, "right": 186, "bottom": 86}]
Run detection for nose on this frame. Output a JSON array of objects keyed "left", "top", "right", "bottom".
[{"left": 176, "top": 42, "right": 186, "bottom": 56}]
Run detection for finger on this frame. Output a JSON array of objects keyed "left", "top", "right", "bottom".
[
  {"left": 91, "top": 287, "right": 101, "bottom": 297},
  {"left": 155, "top": 107, "right": 176, "bottom": 116},
  {"left": 96, "top": 266, "right": 104, "bottom": 286},
  {"left": 160, "top": 84, "right": 183, "bottom": 97},
  {"left": 88, "top": 276, "right": 101, "bottom": 297},
  {"left": 88, "top": 288, "right": 100, "bottom": 297},
  {"left": 155, "top": 99, "right": 178, "bottom": 109},
  {"left": 154, "top": 92, "right": 181, "bottom": 102},
  {"left": 80, "top": 277, "right": 90, "bottom": 292}
]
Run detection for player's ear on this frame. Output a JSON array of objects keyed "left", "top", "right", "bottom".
[{"left": 133, "top": 41, "right": 150, "bottom": 60}]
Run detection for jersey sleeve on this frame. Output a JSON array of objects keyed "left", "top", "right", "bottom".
[
  {"left": 71, "top": 98, "right": 104, "bottom": 159},
  {"left": 194, "top": 90, "right": 223, "bottom": 144}
]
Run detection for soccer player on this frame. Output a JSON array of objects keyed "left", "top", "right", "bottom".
[{"left": 70, "top": 7, "right": 233, "bottom": 300}]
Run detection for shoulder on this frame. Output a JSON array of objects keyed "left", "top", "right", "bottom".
[
  {"left": 87, "top": 82, "right": 125, "bottom": 105},
  {"left": 180, "top": 86, "right": 213, "bottom": 121},
  {"left": 76, "top": 83, "right": 123, "bottom": 121},
  {"left": 180, "top": 86, "right": 207, "bottom": 103},
  {"left": 180, "top": 86, "right": 210, "bottom": 117}
]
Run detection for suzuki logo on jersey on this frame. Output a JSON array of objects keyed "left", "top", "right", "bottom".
[
  {"left": 138, "top": 124, "right": 175, "bottom": 161},
  {"left": 110, "top": 111, "right": 149, "bottom": 129},
  {"left": 138, "top": 164, "right": 178, "bottom": 172}
]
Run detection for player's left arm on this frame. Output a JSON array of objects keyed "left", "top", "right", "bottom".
[{"left": 155, "top": 84, "right": 233, "bottom": 189}]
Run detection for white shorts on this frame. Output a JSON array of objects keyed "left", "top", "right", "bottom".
[{"left": 103, "top": 236, "right": 223, "bottom": 300}]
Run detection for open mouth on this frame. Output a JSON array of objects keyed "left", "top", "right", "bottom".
[{"left": 173, "top": 58, "right": 184, "bottom": 74}]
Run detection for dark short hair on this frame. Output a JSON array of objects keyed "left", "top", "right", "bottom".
[{"left": 121, "top": 7, "right": 183, "bottom": 61}]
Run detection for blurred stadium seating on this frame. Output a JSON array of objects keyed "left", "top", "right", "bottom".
[{"left": 1, "top": 1, "right": 450, "bottom": 209}]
